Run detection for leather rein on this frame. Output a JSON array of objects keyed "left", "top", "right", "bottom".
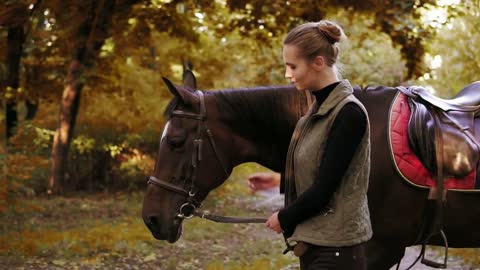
[{"left": 148, "top": 90, "right": 267, "bottom": 224}]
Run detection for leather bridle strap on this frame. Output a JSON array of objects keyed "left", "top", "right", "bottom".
[
  {"left": 148, "top": 176, "right": 189, "bottom": 197},
  {"left": 193, "top": 210, "right": 267, "bottom": 223}
]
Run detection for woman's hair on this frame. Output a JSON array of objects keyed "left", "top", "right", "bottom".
[{"left": 283, "top": 20, "right": 346, "bottom": 67}]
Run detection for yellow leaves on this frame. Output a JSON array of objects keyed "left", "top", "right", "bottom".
[
  {"left": 117, "top": 148, "right": 154, "bottom": 176},
  {"left": 99, "top": 37, "right": 115, "bottom": 58},
  {"left": 205, "top": 257, "right": 292, "bottom": 270},
  {"left": 143, "top": 253, "right": 157, "bottom": 262},
  {"left": 127, "top": 18, "right": 137, "bottom": 26},
  {"left": 0, "top": 134, "right": 49, "bottom": 214},
  {"left": 33, "top": 127, "right": 55, "bottom": 149},
  {"left": 0, "top": 216, "right": 153, "bottom": 257},
  {"left": 5, "top": 153, "right": 48, "bottom": 180},
  {"left": 71, "top": 135, "right": 96, "bottom": 154},
  {"left": 2, "top": 86, "right": 26, "bottom": 100},
  {"left": 205, "top": 262, "right": 225, "bottom": 270},
  {"left": 170, "top": 63, "right": 184, "bottom": 79},
  {"left": 449, "top": 249, "right": 480, "bottom": 266},
  {"left": 103, "top": 143, "right": 125, "bottom": 157},
  {"left": 3, "top": 86, "right": 15, "bottom": 99}
]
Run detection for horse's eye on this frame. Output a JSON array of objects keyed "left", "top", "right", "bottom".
[{"left": 167, "top": 137, "right": 185, "bottom": 149}]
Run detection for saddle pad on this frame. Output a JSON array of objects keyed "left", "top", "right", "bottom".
[{"left": 389, "top": 92, "right": 477, "bottom": 190}]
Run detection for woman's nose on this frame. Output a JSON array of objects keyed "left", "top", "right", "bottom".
[{"left": 285, "top": 69, "right": 291, "bottom": 79}]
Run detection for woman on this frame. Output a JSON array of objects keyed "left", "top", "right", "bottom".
[{"left": 261, "top": 20, "right": 372, "bottom": 269}]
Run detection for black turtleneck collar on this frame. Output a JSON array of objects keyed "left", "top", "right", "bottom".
[{"left": 311, "top": 81, "right": 341, "bottom": 105}]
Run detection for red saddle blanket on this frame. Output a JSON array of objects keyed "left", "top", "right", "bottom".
[{"left": 389, "top": 92, "right": 476, "bottom": 190}]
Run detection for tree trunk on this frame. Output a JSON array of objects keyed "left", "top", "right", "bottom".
[
  {"left": 48, "top": 0, "right": 116, "bottom": 194},
  {"left": 5, "top": 26, "right": 25, "bottom": 140},
  {"left": 48, "top": 60, "right": 83, "bottom": 194}
]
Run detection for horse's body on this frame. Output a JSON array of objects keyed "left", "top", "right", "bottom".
[{"left": 142, "top": 79, "right": 480, "bottom": 269}]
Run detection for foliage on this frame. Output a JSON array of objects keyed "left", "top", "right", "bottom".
[
  {"left": 418, "top": 1, "right": 480, "bottom": 97},
  {"left": 1, "top": 1, "right": 479, "bottom": 267},
  {"left": 331, "top": 10, "right": 407, "bottom": 86},
  {"left": 1, "top": 121, "right": 155, "bottom": 195},
  {"left": 2, "top": 0, "right": 474, "bottom": 195},
  {"left": 0, "top": 134, "right": 48, "bottom": 244},
  {"left": 223, "top": 0, "right": 437, "bottom": 79},
  {"left": 0, "top": 0, "right": 450, "bottom": 112},
  {"left": 0, "top": 0, "right": 475, "bottom": 195}
]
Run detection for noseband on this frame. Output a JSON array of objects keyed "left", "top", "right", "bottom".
[{"left": 148, "top": 90, "right": 229, "bottom": 219}]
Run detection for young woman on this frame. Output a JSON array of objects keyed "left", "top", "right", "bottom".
[{"left": 261, "top": 20, "right": 372, "bottom": 269}]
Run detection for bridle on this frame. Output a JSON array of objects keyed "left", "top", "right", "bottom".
[
  {"left": 148, "top": 90, "right": 228, "bottom": 219},
  {"left": 148, "top": 90, "right": 266, "bottom": 224}
]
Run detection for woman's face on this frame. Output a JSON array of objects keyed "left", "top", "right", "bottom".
[{"left": 283, "top": 44, "right": 317, "bottom": 91}]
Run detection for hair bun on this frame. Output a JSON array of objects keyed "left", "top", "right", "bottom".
[{"left": 317, "top": 21, "right": 343, "bottom": 44}]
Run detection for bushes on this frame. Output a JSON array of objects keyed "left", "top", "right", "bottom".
[{"left": 3, "top": 122, "right": 157, "bottom": 195}]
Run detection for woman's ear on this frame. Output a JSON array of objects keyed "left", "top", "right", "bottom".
[{"left": 312, "top": 55, "right": 325, "bottom": 71}]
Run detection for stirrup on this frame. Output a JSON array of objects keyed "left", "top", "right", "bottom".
[{"left": 421, "top": 229, "right": 448, "bottom": 269}]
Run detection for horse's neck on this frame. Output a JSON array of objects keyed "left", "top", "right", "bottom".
[
  {"left": 212, "top": 86, "right": 308, "bottom": 171},
  {"left": 211, "top": 85, "right": 399, "bottom": 172}
]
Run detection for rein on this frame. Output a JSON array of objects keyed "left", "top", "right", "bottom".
[{"left": 148, "top": 90, "right": 267, "bottom": 224}]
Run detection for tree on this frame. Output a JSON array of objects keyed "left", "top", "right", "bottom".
[
  {"left": 1, "top": 0, "right": 459, "bottom": 194},
  {"left": 48, "top": 0, "right": 116, "bottom": 194},
  {"left": 5, "top": 26, "right": 24, "bottom": 140},
  {"left": 223, "top": 0, "right": 436, "bottom": 80},
  {"left": 420, "top": 1, "right": 480, "bottom": 97},
  {"left": 0, "top": 1, "right": 34, "bottom": 141}
]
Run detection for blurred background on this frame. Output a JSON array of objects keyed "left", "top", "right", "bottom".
[{"left": 1, "top": 0, "right": 479, "bottom": 269}]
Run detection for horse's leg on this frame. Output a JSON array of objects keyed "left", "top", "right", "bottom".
[{"left": 366, "top": 240, "right": 405, "bottom": 270}]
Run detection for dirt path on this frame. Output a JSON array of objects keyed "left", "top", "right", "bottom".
[
  {"left": 1, "top": 186, "right": 476, "bottom": 269},
  {"left": 391, "top": 246, "right": 471, "bottom": 270},
  {"left": 253, "top": 189, "right": 473, "bottom": 270}
]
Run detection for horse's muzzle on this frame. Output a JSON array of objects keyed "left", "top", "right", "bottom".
[{"left": 143, "top": 215, "right": 182, "bottom": 243}]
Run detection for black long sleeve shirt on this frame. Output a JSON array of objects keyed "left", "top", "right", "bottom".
[{"left": 278, "top": 82, "right": 367, "bottom": 236}]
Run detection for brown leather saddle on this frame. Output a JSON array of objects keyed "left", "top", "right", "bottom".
[
  {"left": 402, "top": 84, "right": 480, "bottom": 179},
  {"left": 396, "top": 83, "right": 480, "bottom": 268}
]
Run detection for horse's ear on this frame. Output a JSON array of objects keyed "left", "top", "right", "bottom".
[
  {"left": 162, "top": 77, "right": 196, "bottom": 104},
  {"left": 182, "top": 69, "right": 197, "bottom": 90}
]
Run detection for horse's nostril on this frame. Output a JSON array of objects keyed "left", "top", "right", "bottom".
[
  {"left": 143, "top": 216, "right": 157, "bottom": 230},
  {"left": 149, "top": 216, "right": 158, "bottom": 226}
]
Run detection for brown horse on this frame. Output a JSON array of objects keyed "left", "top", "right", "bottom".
[{"left": 142, "top": 75, "right": 480, "bottom": 269}]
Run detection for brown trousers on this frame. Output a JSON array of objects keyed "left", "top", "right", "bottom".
[{"left": 299, "top": 242, "right": 367, "bottom": 270}]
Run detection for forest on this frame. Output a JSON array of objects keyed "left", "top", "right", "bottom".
[{"left": 1, "top": 0, "right": 480, "bottom": 269}]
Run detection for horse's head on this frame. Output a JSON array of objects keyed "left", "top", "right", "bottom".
[{"left": 142, "top": 77, "right": 233, "bottom": 243}]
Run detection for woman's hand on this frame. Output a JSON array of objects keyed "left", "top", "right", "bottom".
[
  {"left": 265, "top": 211, "right": 283, "bottom": 234},
  {"left": 247, "top": 172, "right": 281, "bottom": 193}
]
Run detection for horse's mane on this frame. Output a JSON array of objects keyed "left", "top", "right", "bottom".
[
  {"left": 162, "top": 84, "right": 394, "bottom": 118},
  {"left": 211, "top": 85, "right": 308, "bottom": 165},
  {"left": 213, "top": 85, "right": 306, "bottom": 132}
]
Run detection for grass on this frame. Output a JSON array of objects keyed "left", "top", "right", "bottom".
[
  {"left": 1, "top": 162, "right": 480, "bottom": 269},
  {"left": 0, "top": 163, "right": 298, "bottom": 269}
]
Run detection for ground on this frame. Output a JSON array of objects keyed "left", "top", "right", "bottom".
[{"left": 1, "top": 166, "right": 479, "bottom": 269}]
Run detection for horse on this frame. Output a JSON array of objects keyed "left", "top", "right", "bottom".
[{"left": 142, "top": 74, "right": 480, "bottom": 269}]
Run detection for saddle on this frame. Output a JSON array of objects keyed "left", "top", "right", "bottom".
[
  {"left": 403, "top": 85, "right": 480, "bottom": 178},
  {"left": 396, "top": 84, "right": 480, "bottom": 269}
]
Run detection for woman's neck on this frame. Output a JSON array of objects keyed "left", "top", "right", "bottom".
[{"left": 309, "top": 68, "right": 339, "bottom": 91}]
